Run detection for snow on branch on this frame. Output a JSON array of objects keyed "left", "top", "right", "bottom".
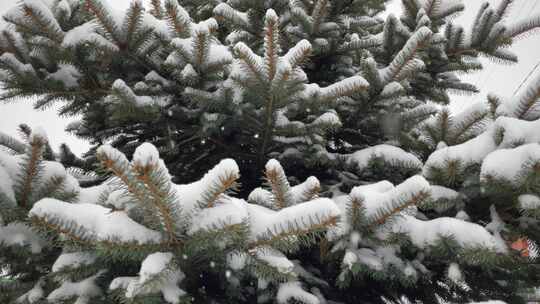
[
  {"left": 188, "top": 197, "right": 248, "bottom": 235},
  {"left": 277, "top": 281, "right": 319, "bottom": 304},
  {"left": 247, "top": 198, "right": 340, "bottom": 249},
  {"left": 423, "top": 127, "right": 498, "bottom": 182},
  {"left": 164, "top": 0, "right": 192, "bottom": 36},
  {"left": 47, "top": 271, "right": 104, "bottom": 303},
  {"left": 265, "top": 159, "right": 294, "bottom": 209},
  {"left": 0, "top": 131, "right": 26, "bottom": 155},
  {"left": 29, "top": 198, "right": 164, "bottom": 245},
  {"left": 232, "top": 42, "right": 264, "bottom": 82},
  {"left": 481, "top": 143, "right": 540, "bottom": 187},
  {"left": 52, "top": 252, "right": 98, "bottom": 273},
  {"left": 424, "top": 115, "right": 540, "bottom": 184},
  {"left": 389, "top": 215, "right": 508, "bottom": 253},
  {"left": 110, "top": 252, "right": 186, "bottom": 303},
  {"left": 0, "top": 53, "right": 36, "bottom": 77},
  {"left": 62, "top": 21, "right": 119, "bottom": 51},
  {"left": 111, "top": 79, "right": 157, "bottom": 107},
  {"left": 337, "top": 35, "right": 381, "bottom": 54},
  {"left": 0, "top": 222, "right": 45, "bottom": 253},
  {"left": 449, "top": 101, "right": 491, "bottom": 143},
  {"left": 283, "top": 39, "right": 312, "bottom": 69},
  {"left": 213, "top": 3, "right": 250, "bottom": 29},
  {"left": 505, "top": 13, "right": 540, "bottom": 39},
  {"left": 346, "top": 144, "right": 423, "bottom": 174},
  {"left": 360, "top": 176, "right": 431, "bottom": 229},
  {"left": 176, "top": 158, "right": 239, "bottom": 213},
  {"left": 15, "top": 128, "right": 48, "bottom": 209},
  {"left": 496, "top": 70, "right": 540, "bottom": 120},
  {"left": 16, "top": 0, "right": 64, "bottom": 42},
  {"left": 170, "top": 28, "right": 233, "bottom": 72},
  {"left": 323, "top": 76, "right": 369, "bottom": 100},
  {"left": 290, "top": 176, "right": 320, "bottom": 204},
  {"left": 84, "top": 0, "right": 122, "bottom": 42},
  {"left": 303, "top": 76, "right": 369, "bottom": 103},
  {"left": 381, "top": 27, "right": 432, "bottom": 83},
  {"left": 96, "top": 145, "right": 150, "bottom": 206},
  {"left": 264, "top": 9, "right": 281, "bottom": 82},
  {"left": 132, "top": 143, "right": 183, "bottom": 243}
]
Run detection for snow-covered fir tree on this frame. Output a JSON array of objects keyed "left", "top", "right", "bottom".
[
  {"left": 0, "top": 0, "right": 539, "bottom": 303},
  {"left": 2, "top": 0, "right": 536, "bottom": 188}
]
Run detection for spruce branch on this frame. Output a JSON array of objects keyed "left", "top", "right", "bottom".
[
  {"left": 319, "top": 76, "right": 370, "bottom": 102},
  {"left": 15, "top": 132, "right": 46, "bottom": 209},
  {"left": 449, "top": 106, "right": 489, "bottom": 143},
  {"left": 84, "top": 0, "right": 120, "bottom": 43},
  {"left": 195, "top": 159, "right": 240, "bottom": 209},
  {"left": 133, "top": 160, "right": 182, "bottom": 244},
  {"left": 433, "top": 3, "right": 464, "bottom": 20},
  {"left": 422, "top": 0, "right": 440, "bottom": 17},
  {"left": 199, "top": 171, "right": 239, "bottom": 208},
  {"left": 248, "top": 215, "right": 339, "bottom": 250},
  {"left": 347, "top": 194, "right": 366, "bottom": 232},
  {"left": 265, "top": 159, "right": 293, "bottom": 209},
  {"left": 164, "top": 0, "right": 192, "bottom": 38},
  {"left": 361, "top": 57, "right": 383, "bottom": 94},
  {"left": 193, "top": 28, "right": 210, "bottom": 68},
  {"left": 30, "top": 214, "right": 91, "bottom": 246},
  {"left": 290, "top": 4, "right": 313, "bottom": 35},
  {"left": 505, "top": 14, "right": 540, "bottom": 39},
  {"left": 382, "top": 26, "right": 432, "bottom": 83},
  {"left": 0, "top": 131, "right": 26, "bottom": 154},
  {"left": 0, "top": 192, "right": 22, "bottom": 224},
  {"left": 367, "top": 190, "right": 430, "bottom": 230},
  {"left": 263, "top": 9, "right": 280, "bottom": 82},
  {"left": 32, "top": 175, "right": 70, "bottom": 203},
  {"left": 337, "top": 36, "right": 381, "bottom": 54},
  {"left": 213, "top": 3, "right": 250, "bottom": 29},
  {"left": 233, "top": 42, "right": 265, "bottom": 83},
  {"left": 291, "top": 176, "right": 320, "bottom": 204},
  {"left": 30, "top": 214, "right": 167, "bottom": 260},
  {"left": 0, "top": 29, "right": 30, "bottom": 63},
  {"left": 123, "top": 0, "right": 145, "bottom": 50},
  {"left": 283, "top": 39, "right": 312, "bottom": 69},
  {"left": 149, "top": 0, "right": 163, "bottom": 19},
  {"left": 96, "top": 145, "right": 149, "bottom": 206},
  {"left": 512, "top": 73, "right": 540, "bottom": 120},
  {"left": 382, "top": 14, "right": 398, "bottom": 56},
  {"left": 495, "top": 0, "right": 513, "bottom": 21},
  {"left": 311, "top": 0, "right": 329, "bottom": 34},
  {"left": 21, "top": 1, "right": 64, "bottom": 43}
]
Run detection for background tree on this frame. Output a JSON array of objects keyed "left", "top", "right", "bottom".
[
  {"left": 0, "top": 0, "right": 539, "bottom": 303},
  {"left": 2, "top": 0, "right": 538, "bottom": 191}
]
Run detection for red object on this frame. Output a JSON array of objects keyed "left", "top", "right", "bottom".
[{"left": 510, "top": 238, "right": 529, "bottom": 257}]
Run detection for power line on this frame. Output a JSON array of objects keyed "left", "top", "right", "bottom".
[
  {"left": 512, "top": 60, "right": 540, "bottom": 95},
  {"left": 474, "top": 0, "right": 530, "bottom": 93},
  {"left": 477, "top": 0, "right": 537, "bottom": 96},
  {"left": 509, "top": 0, "right": 540, "bottom": 96}
]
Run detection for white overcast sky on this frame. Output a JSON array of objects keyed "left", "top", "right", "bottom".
[{"left": 0, "top": 0, "right": 539, "bottom": 155}]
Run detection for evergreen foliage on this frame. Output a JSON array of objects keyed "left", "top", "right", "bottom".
[
  {"left": 3, "top": 0, "right": 537, "bottom": 188},
  {"left": 0, "top": 0, "right": 539, "bottom": 303},
  {"left": 0, "top": 127, "right": 79, "bottom": 303}
]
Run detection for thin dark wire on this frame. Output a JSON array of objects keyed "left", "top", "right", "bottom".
[
  {"left": 509, "top": 0, "right": 540, "bottom": 96},
  {"left": 478, "top": 0, "right": 534, "bottom": 94},
  {"left": 512, "top": 60, "right": 540, "bottom": 95},
  {"left": 473, "top": 0, "right": 522, "bottom": 93}
]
